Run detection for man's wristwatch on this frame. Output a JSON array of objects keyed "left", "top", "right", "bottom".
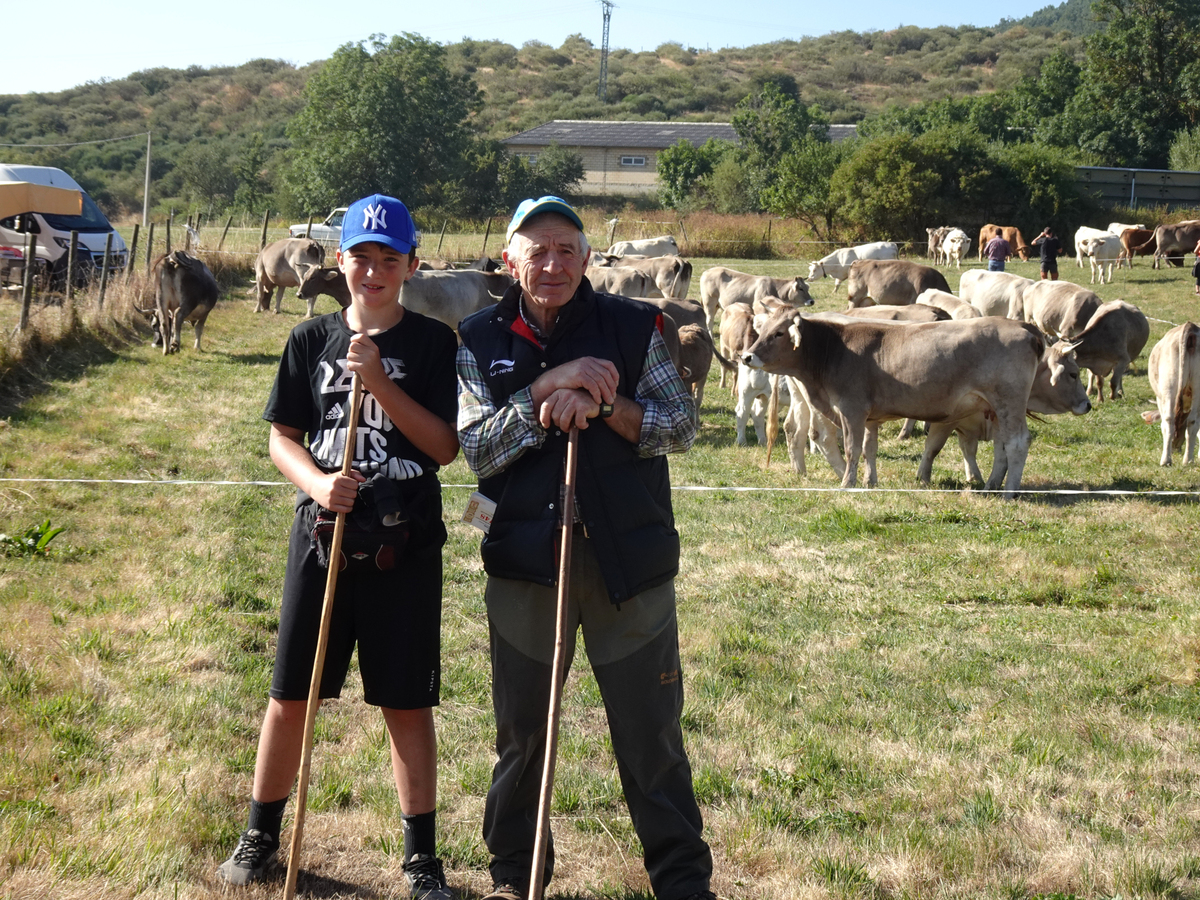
[{"left": 599, "top": 401, "right": 614, "bottom": 419}]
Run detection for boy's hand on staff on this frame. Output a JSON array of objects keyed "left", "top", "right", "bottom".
[
  {"left": 310, "top": 470, "right": 365, "bottom": 514},
  {"left": 347, "top": 333, "right": 387, "bottom": 391}
]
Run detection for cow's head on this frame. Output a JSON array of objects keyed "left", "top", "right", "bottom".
[
  {"left": 785, "top": 277, "right": 815, "bottom": 307},
  {"left": 1037, "top": 341, "right": 1091, "bottom": 415},
  {"left": 743, "top": 309, "right": 805, "bottom": 375},
  {"left": 807, "top": 260, "right": 824, "bottom": 281}
]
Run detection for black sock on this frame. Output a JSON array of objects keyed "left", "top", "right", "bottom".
[
  {"left": 402, "top": 810, "right": 437, "bottom": 859},
  {"left": 248, "top": 797, "right": 288, "bottom": 843}
]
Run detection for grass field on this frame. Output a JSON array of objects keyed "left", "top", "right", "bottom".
[{"left": 0, "top": 249, "right": 1199, "bottom": 900}]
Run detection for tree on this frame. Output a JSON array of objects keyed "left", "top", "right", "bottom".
[
  {"left": 1170, "top": 125, "right": 1200, "bottom": 170},
  {"left": 286, "top": 34, "right": 481, "bottom": 212},
  {"left": 829, "top": 133, "right": 941, "bottom": 241},
  {"left": 760, "top": 138, "right": 850, "bottom": 240},
  {"left": 732, "top": 83, "right": 830, "bottom": 210},
  {"left": 655, "top": 138, "right": 731, "bottom": 209},
  {"left": 1069, "top": 0, "right": 1200, "bottom": 167}
]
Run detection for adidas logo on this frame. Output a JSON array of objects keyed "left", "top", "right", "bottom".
[{"left": 325, "top": 402, "right": 344, "bottom": 421}]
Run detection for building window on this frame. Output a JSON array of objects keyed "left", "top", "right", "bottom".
[
  {"left": 519, "top": 153, "right": 539, "bottom": 165},
  {"left": 620, "top": 156, "right": 646, "bottom": 167}
]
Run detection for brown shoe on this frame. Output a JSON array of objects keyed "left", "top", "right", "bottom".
[{"left": 482, "top": 883, "right": 524, "bottom": 900}]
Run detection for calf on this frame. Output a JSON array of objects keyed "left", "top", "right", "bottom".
[
  {"left": 676, "top": 323, "right": 734, "bottom": 408},
  {"left": 1145, "top": 322, "right": 1200, "bottom": 466},
  {"left": 254, "top": 238, "right": 325, "bottom": 314},
  {"left": 142, "top": 251, "right": 219, "bottom": 355},
  {"left": 743, "top": 311, "right": 1043, "bottom": 496},
  {"left": 916, "top": 289, "right": 980, "bottom": 320},
  {"left": 1080, "top": 234, "right": 1122, "bottom": 284}
]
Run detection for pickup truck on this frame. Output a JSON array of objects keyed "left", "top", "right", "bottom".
[{"left": 290, "top": 207, "right": 348, "bottom": 246}]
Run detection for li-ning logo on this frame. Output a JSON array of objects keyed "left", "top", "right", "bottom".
[
  {"left": 362, "top": 203, "right": 387, "bottom": 231},
  {"left": 489, "top": 358, "right": 516, "bottom": 376}
]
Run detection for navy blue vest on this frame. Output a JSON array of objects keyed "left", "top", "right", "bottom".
[{"left": 458, "top": 281, "right": 679, "bottom": 604}]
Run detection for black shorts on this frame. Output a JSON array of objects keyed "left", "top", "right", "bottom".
[
  {"left": 270, "top": 505, "right": 442, "bottom": 709},
  {"left": 1041, "top": 261, "right": 1058, "bottom": 275}
]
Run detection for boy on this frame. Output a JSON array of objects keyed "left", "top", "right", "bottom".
[{"left": 216, "top": 194, "right": 459, "bottom": 900}]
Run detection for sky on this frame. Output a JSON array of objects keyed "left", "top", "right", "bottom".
[{"left": 4, "top": 0, "right": 1061, "bottom": 97}]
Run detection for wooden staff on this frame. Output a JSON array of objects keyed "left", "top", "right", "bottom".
[
  {"left": 528, "top": 425, "right": 580, "bottom": 900},
  {"left": 284, "top": 372, "right": 363, "bottom": 900}
]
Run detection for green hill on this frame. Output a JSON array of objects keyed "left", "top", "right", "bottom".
[{"left": 998, "top": 0, "right": 1100, "bottom": 36}]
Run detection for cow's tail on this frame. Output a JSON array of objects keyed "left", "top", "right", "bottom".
[
  {"left": 1173, "top": 324, "right": 1200, "bottom": 449},
  {"left": 765, "top": 374, "right": 781, "bottom": 467},
  {"left": 1131, "top": 229, "right": 1159, "bottom": 253},
  {"left": 707, "top": 330, "right": 738, "bottom": 372}
]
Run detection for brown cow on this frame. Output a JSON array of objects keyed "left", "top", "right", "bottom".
[
  {"left": 675, "top": 323, "right": 734, "bottom": 408},
  {"left": 743, "top": 311, "right": 1044, "bottom": 496},
  {"left": 1118, "top": 227, "right": 1156, "bottom": 267},
  {"left": 254, "top": 237, "right": 325, "bottom": 314},
  {"left": 978, "top": 224, "right": 1030, "bottom": 261},
  {"left": 1065, "top": 300, "right": 1150, "bottom": 401},
  {"left": 844, "top": 259, "right": 951, "bottom": 308},
  {"left": 1134, "top": 220, "right": 1200, "bottom": 269},
  {"left": 140, "top": 251, "right": 219, "bottom": 355},
  {"left": 1023, "top": 281, "right": 1102, "bottom": 340}
]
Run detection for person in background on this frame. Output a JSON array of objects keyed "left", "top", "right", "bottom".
[
  {"left": 1031, "top": 227, "right": 1062, "bottom": 281},
  {"left": 984, "top": 227, "right": 1011, "bottom": 272}
]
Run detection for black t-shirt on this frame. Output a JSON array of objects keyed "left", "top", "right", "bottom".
[
  {"left": 263, "top": 309, "right": 458, "bottom": 480},
  {"left": 1036, "top": 235, "right": 1062, "bottom": 264}
]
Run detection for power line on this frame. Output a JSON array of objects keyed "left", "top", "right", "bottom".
[{"left": 0, "top": 131, "right": 150, "bottom": 149}]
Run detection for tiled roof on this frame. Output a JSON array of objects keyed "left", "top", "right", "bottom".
[
  {"left": 502, "top": 120, "right": 738, "bottom": 149},
  {"left": 502, "top": 119, "right": 858, "bottom": 148}
]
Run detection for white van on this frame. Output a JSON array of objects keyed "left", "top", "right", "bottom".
[{"left": 0, "top": 164, "right": 127, "bottom": 288}]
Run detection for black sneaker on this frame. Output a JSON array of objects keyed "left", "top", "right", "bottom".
[
  {"left": 402, "top": 852, "right": 453, "bottom": 900},
  {"left": 215, "top": 828, "right": 279, "bottom": 885}
]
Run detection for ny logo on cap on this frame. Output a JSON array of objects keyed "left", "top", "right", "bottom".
[{"left": 362, "top": 203, "right": 388, "bottom": 231}]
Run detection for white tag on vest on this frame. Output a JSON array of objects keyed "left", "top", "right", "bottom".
[{"left": 461, "top": 491, "right": 497, "bottom": 534}]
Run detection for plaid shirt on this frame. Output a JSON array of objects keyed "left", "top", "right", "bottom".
[{"left": 457, "top": 326, "right": 696, "bottom": 480}]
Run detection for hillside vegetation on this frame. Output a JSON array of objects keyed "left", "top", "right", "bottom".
[{"left": 0, "top": 20, "right": 1085, "bottom": 217}]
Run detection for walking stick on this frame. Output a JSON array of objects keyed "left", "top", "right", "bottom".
[
  {"left": 528, "top": 425, "right": 580, "bottom": 900},
  {"left": 283, "top": 372, "right": 363, "bottom": 900}
]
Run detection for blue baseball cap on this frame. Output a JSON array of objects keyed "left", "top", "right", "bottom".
[
  {"left": 340, "top": 194, "right": 420, "bottom": 254},
  {"left": 506, "top": 195, "right": 584, "bottom": 242}
]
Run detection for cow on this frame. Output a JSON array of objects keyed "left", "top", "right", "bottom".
[
  {"left": 254, "top": 238, "right": 325, "bottom": 314},
  {"left": 942, "top": 228, "right": 972, "bottom": 269},
  {"left": 918, "top": 340, "right": 1091, "bottom": 484},
  {"left": 959, "top": 270, "right": 1033, "bottom": 320},
  {"left": 1119, "top": 227, "right": 1157, "bottom": 267},
  {"left": 1023, "top": 281, "right": 1101, "bottom": 339},
  {"left": 592, "top": 255, "right": 692, "bottom": 299},
  {"left": 1073, "top": 226, "right": 1113, "bottom": 268},
  {"left": 1133, "top": 220, "right": 1200, "bottom": 269},
  {"left": 1080, "top": 233, "right": 1123, "bottom": 284},
  {"left": 586, "top": 266, "right": 655, "bottom": 298},
  {"left": 844, "top": 259, "right": 951, "bottom": 308},
  {"left": 675, "top": 323, "right": 734, "bottom": 408},
  {"left": 1144, "top": 322, "right": 1200, "bottom": 466},
  {"left": 466, "top": 256, "right": 504, "bottom": 272},
  {"left": 978, "top": 225, "right": 1030, "bottom": 261},
  {"left": 926, "top": 226, "right": 952, "bottom": 264},
  {"left": 140, "top": 251, "right": 219, "bottom": 355},
  {"left": 606, "top": 235, "right": 680, "bottom": 257},
  {"left": 778, "top": 374, "right": 845, "bottom": 478},
  {"left": 416, "top": 258, "right": 454, "bottom": 270},
  {"left": 735, "top": 361, "right": 776, "bottom": 446},
  {"left": 399, "top": 270, "right": 511, "bottom": 332},
  {"left": 839, "top": 305, "right": 949, "bottom": 322},
  {"left": 633, "top": 296, "right": 706, "bottom": 332},
  {"left": 719, "top": 303, "right": 758, "bottom": 393},
  {"left": 807, "top": 241, "right": 899, "bottom": 288},
  {"left": 915, "top": 288, "right": 981, "bottom": 319},
  {"left": 296, "top": 265, "right": 351, "bottom": 316},
  {"left": 743, "top": 310, "right": 1044, "bottom": 496},
  {"left": 1066, "top": 300, "right": 1150, "bottom": 401},
  {"left": 1107, "top": 222, "right": 1145, "bottom": 239},
  {"left": 700, "top": 266, "right": 813, "bottom": 331}
]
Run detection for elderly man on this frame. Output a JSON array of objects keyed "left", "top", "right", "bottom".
[{"left": 456, "top": 196, "right": 715, "bottom": 900}]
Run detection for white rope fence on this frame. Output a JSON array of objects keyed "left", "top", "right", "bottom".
[{"left": 0, "top": 477, "right": 1195, "bottom": 498}]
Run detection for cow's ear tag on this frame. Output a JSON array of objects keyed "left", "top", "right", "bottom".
[{"left": 788, "top": 318, "right": 803, "bottom": 350}]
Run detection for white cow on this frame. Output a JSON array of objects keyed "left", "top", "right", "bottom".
[
  {"left": 1107, "top": 222, "right": 1145, "bottom": 238},
  {"left": 606, "top": 235, "right": 680, "bottom": 257},
  {"left": 916, "top": 288, "right": 981, "bottom": 319},
  {"left": 1074, "top": 226, "right": 1114, "bottom": 268},
  {"left": 807, "top": 241, "right": 899, "bottom": 288},
  {"left": 1145, "top": 322, "right": 1200, "bottom": 466},
  {"left": 942, "top": 228, "right": 972, "bottom": 269},
  {"left": 1080, "top": 234, "right": 1123, "bottom": 284},
  {"left": 959, "top": 270, "right": 1033, "bottom": 319}
]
